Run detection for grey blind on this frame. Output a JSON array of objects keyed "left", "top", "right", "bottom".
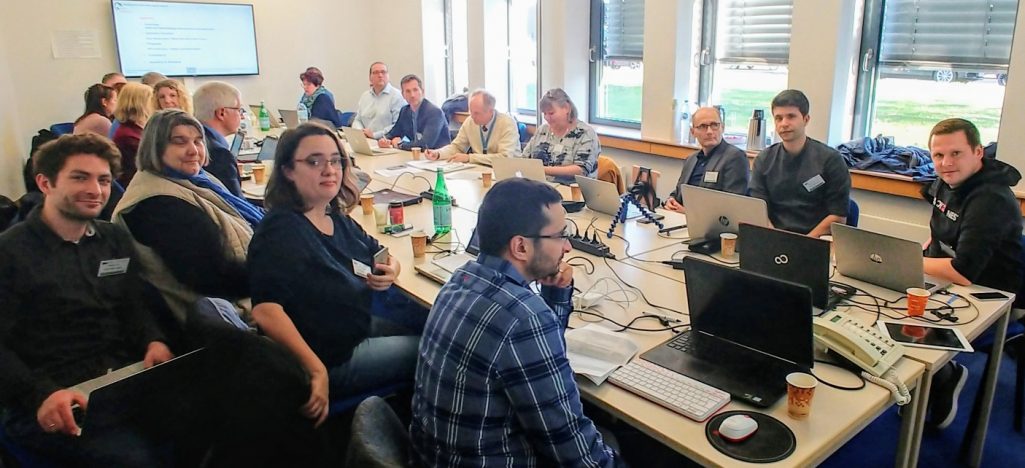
[
  {"left": 880, "top": 0, "right": 1018, "bottom": 66},
  {"left": 718, "top": 0, "right": 793, "bottom": 64},
  {"left": 603, "top": 0, "right": 645, "bottom": 60}
]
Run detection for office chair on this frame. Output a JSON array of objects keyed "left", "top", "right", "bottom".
[
  {"left": 344, "top": 396, "right": 411, "bottom": 468},
  {"left": 48, "top": 123, "right": 74, "bottom": 136},
  {"left": 846, "top": 199, "right": 860, "bottom": 227}
]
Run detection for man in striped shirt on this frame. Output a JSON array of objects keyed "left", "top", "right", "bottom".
[{"left": 411, "top": 178, "right": 621, "bottom": 467}]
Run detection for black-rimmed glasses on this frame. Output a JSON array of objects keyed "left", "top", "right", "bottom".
[{"left": 523, "top": 226, "right": 572, "bottom": 241}]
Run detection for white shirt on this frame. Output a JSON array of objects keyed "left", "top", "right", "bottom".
[{"left": 352, "top": 83, "right": 405, "bottom": 139}]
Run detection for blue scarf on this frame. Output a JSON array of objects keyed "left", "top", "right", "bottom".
[
  {"left": 163, "top": 168, "right": 264, "bottom": 227},
  {"left": 300, "top": 86, "right": 329, "bottom": 112}
]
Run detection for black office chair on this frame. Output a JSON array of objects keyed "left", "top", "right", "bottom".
[{"left": 344, "top": 396, "right": 410, "bottom": 468}]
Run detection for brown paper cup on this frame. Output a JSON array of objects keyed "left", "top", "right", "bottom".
[
  {"left": 411, "top": 231, "right": 428, "bottom": 257},
  {"left": 786, "top": 372, "right": 817, "bottom": 419},
  {"left": 411, "top": 147, "right": 422, "bottom": 160},
  {"left": 720, "top": 232, "right": 738, "bottom": 258},
  {"left": 251, "top": 165, "right": 266, "bottom": 184},
  {"left": 360, "top": 194, "right": 375, "bottom": 215},
  {"left": 906, "top": 288, "right": 930, "bottom": 317},
  {"left": 482, "top": 172, "right": 493, "bottom": 187},
  {"left": 570, "top": 183, "right": 582, "bottom": 201}
]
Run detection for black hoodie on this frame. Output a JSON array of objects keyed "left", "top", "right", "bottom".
[{"left": 921, "top": 157, "right": 1023, "bottom": 293}]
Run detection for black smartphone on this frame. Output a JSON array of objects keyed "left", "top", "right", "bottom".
[
  {"left": 372, "top": 247, "right": 389, "bottom": 275},
  {"left": 970, "top": 291, "right": 1010, "bottom": 301},
  {"left": 637, "top": 214, "right": 666, "bottom": 224}
]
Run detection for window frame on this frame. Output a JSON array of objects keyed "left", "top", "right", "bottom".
[{"left": 588, "top": 0, "right": 643, "bottom": 129}]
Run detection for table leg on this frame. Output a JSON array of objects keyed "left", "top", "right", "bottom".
[
  {"left": 967, "top": 309, "right": 1010, "bottom": 467},
  {"left": 895, "top": 372, "right": 924, "bottom": 468},
  {"left": 907, "top": 370, "right": 932, "bottom": 468}
]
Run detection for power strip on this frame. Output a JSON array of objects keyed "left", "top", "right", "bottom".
[{"left": 569, "top": 236, "right": 615, "bottom": 259}]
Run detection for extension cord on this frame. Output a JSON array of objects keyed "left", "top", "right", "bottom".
[
  {"left": 569, "top": 236, "right": 615, "bottom": 259},
  {"left": 573, "top": 291, "right": 606, "bottom": 310}
]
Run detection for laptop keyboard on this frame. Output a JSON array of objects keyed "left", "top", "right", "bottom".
[
  {"left": 664, "top": 332, "right": 693, "bottom": 353},
  {"left": 609, "top": 359, "right": 730, "bottom": 422}
]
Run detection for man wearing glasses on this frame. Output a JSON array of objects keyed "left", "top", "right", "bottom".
[
  {"left": 664, "top": 106, "right": 750, "bottom": 213},
  {"left": 353, "top": 62, "right": 406, "bottom": 139},
  {"left": 194, "top": 81, "right": 246, "bottom": 197},
  {"left": 411, "top": 178, "right": 623, "bottom": 467}
]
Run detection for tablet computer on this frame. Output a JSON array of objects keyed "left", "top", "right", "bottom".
[{"left": 876, "top": 321, "right": 974, "bottom": 352}]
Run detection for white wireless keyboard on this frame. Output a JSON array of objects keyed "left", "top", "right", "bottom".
[{"left": 608, "top": 359, "right": 731, "bottom": 422}]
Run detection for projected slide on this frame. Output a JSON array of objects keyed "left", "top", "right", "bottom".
[{"left": 112, "top": 0, "right": 259, "bottom": 77}]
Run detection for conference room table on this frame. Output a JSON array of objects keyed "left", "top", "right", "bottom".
[{"left": 241, "top": 144, "right": 1011, "bottom": 467}]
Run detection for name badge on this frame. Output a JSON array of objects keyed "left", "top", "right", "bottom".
[
  {"left": 552, "top": 143, "right": 565, "bottom": 155},
  {"left": 703, "top": 171, "right": 719, "bottom": 184},
  {"left": 352, "top": 259, "right": 373, "bottom": 278},
  {"left": 98, "top": 258, "right": 130, "bottom": 277},
  {"left": 802, "top": 174, "right": 825, "bottom": 192}
]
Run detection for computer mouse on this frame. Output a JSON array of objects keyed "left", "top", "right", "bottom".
[{"left": 718, "top": 414, "right": 758, "bottom": 442}]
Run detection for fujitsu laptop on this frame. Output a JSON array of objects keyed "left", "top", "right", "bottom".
[
  {"left": 492, "top": 158, "right": 547, "bottom": 182},
  {"left": 414, "top": 229, "right": 480, "bottom": 285},
  {"left": 739, "top": 223, "right": 834, "bottom": 311},
  {"left": 640, "top": 257, "right": 814, "bottom": 407},
  {"left": 575, "top": 175, "right": 641, "bottom": 219},
  {"left": 249, "top": 105, "right": 283, "bottom": 128},
  {"left": 69, "top": 348, "right": 207, "bottom": 432},
  {"left": 278, "top": 109, "right": 300, "bottom": 129},
  {"left": 681, "top": 184, "right": 770, "bottom": 254},
  {"left": 832, "top": 223, "right": 950, "bottom": 293},
  {"left": 341, "top": 127, "right": 398, "bottom": 156}
]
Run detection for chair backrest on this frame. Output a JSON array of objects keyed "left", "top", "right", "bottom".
[
  {"left": 846, "top": 198, "right": 860, "bottom": 227},
  {"left": 338, "top": 111, "right": 356, "bottom": 128},
  {"left": 49, "top": 122, "right": 74, "bottom": 136},
  {"left": 344, "top": 396, "right": 410, "bottom": 468},
  {"left": 596, "top": 156, "right": 625, "bottom": 194}
]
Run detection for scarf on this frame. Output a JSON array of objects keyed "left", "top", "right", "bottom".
[
  {"left": 300, "top": 86, "right": 329, "bottom": 112},
  {"left": 163, "top": 168, "right": 264, "bottom": 227}
]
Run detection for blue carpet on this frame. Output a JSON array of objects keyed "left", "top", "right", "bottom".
[{"left": 822, "top": 349, "right": 1025, "bottom": 467}]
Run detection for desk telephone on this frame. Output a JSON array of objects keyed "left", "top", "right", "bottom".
[{"left": 814, "top": 311, "right": 911, "bottom": 405}]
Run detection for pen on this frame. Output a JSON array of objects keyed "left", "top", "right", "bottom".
[{"left": 659, "top": 224, "right": 686, "bottom": 234}]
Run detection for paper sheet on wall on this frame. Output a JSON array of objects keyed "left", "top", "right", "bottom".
[{"left": 51, "top": 30, "right": 101, "bottom": 59}]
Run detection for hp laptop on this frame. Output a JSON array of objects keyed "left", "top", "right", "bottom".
[
  {"left": 575, "top": 175, "right": 640, "bottom": 219},
  {"left": 414, "top": 229, "right": 480, "bottom": 285},
  {"left": 69, "top": 348, "right": 207, "bottom": 432},
  {"left": 492, "top": 158, "right": 547, "bottom": 182},
  {"left": 640, "top": 257, "right": 814, "bottom": 407},
  {"left": 832, "top": 223, "right": 949, "bottom": 293},
  {"left": 739, "top": 223, "right": 834, "bottom": 311},
  {"left": 340, "top": 127, "right": 398, "bottom": 156},
  {"left": 680, "top": 185, "right": 770, "bottom": 254},
  {"left": 278, "top": 109, "right": 300, "bottom": 129}
]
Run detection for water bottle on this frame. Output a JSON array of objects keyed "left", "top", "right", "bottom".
[
  {"left": 297, "top": 102, "right": 309, "bottom": 124},
  {"left": 746, "top": 109, "right": 766, "bottom": 152},
  {"left": 432, "top": 168, "right": 452, "bottom": 235},
  {"left": 258, "top": 100, "right": 271, "bottom": 131}
]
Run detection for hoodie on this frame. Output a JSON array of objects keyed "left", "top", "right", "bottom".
[{"left": 921, "top": 158, "right": 1023, "bottom": 293}]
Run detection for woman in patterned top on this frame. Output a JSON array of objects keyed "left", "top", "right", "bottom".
[{"left": 522, "top": 88, "right": 601, "bottom": 185}]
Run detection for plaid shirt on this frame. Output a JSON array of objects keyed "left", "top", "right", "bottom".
[{"left": 411, "top": 253, "right": 618, "bottom": 467}]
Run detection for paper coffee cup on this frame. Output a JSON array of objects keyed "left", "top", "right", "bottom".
[
  {"left": 786, "top": 372, "right": 817, "bottom": 419},
  {"left": 360, "top": 194, "right": 375, "bottom": 215},
  {"left": 720, "top": 232, "right": 738, "bottom": 258},
  {"left": 411, "top": 231, "right": 428, "bottom": 257},
  {"left": 906, "top": 288, "right": 930, "bottom": 317}
]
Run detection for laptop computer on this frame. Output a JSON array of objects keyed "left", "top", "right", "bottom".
[
  {"left": 249, "top": 105, "right": 283, "bottom": 128},
  {"left": 229, "top": 131, "right": 244, "bottom": 157},
  {"left": 575, "top": 175, "right": 641, "bottom": 219},
  {"left": 739, "top": 223, "right": 835, "bottom": 311},
  {"left": 341, "top": 127, "right": 398, "bottom": 156},
  {"left": 832, "top": 223, "right": 949, "bottom": 293},
  {"left": 414, "top": 229, "right": 480, "bottom": 285},
  {"left": 69, "top": 348, "right": 207, "bottom": 432},
  {"left": 492, "top": 158, "right": 547, "bottom": 182},
  {"left": 279, "top": 109, "right": 300, "bottom": 129},
  {"left": 252, "top": 135, "right": 278, "bottom": 161},
  {"left": 640, "top": 257, "right": 814, "bottom": 407},
  {"left": 680, "top": 184, "right": 770, "bottom": 254}
]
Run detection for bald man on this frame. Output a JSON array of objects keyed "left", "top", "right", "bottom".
[{"left": 664, "top": 107, "right": 750, "bottom": 213}]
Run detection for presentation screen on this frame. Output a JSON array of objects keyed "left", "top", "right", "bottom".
[{"left": 111, "top": 0, "right": 259, "bottom": 77}]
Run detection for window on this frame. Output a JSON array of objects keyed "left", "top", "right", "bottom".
[
  {"left": 697, "top": 0, "right": 792, "bottom": 147},
  {"left": 444, "top": 0, "right": 469, "bottom": 97},
  {"left": 589, "top": 0, "right": 645, "bottom": 127},
  {"left": 853, "top": 0, "right": 1017, "bottom": 147},
  {"left": 508, "top": 0, "right": 538, "bottom": 114}
]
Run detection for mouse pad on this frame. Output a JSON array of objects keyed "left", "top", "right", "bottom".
[{"left": 705, "top": 410, "right": 796, "bottom": 463}]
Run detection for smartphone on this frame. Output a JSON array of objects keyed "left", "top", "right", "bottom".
[
  {"left": 637, "top": 214, "right": 666, "bottom": 224},
  {"left": 372, "top": 247, "right": 389, "bottom": 275},
  {"left": 970, "top": 291, "right": 1010, "bottom": 301}
]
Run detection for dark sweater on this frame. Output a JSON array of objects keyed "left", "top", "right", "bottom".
[
  {"left": 385, "top": 99, "right": 451, "bottom": 150},
  {"left": 113, "top": 121, "right": 143, "bottom": 187}
]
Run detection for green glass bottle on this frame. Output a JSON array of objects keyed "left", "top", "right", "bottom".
[
  {"left": 432, "top": 168, "right": 452, "bottom": 235},
  {"left": 258, "top": 100, "right": 271, "bottom": 131}
]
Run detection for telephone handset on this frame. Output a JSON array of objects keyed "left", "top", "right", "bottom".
[{"left": 814, "top": 311, "right": 911, "bottom": 405}]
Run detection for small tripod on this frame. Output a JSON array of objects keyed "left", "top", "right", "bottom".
[{"left": 608, "top": 183, "right": 665, "bottom": 237}]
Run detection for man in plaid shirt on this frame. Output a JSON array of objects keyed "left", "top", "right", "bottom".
[{"left": 411, "top": 178, "right": 621, "bottom": 467}]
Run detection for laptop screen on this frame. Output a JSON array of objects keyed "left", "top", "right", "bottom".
[
  {"left": 229, "top": 132, "right": 243, "bottom": 157},
  {"left": 684, "top": 257, "right": 813, "bottom": 368},
  {"left": 257, "top": 136, "right": 278, "bottom": 161},
  {"left": 465, "top": 229, "right": 480, "bottom": 256}
]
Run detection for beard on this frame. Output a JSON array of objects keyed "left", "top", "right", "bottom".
[
  {"left": 525, "top": 252, "right": 562, "bottom": 281},
  {"left": 57, "top": 196, "right": 106, "bottom": 222}
]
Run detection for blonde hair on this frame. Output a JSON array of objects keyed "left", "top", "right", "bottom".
[
  {"left": 114, "top": 82, "right": 154, "bottom": 126},
  {"left": 151, "top": 79, "right": 193, "bottom": 114}
]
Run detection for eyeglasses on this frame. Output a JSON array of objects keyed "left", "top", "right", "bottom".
[
  {"left": 222, "top": 106, "right": 246, "bottom": 116},
  {"left": 694, "top": 122, "right": 722, "bottom": 131},
  {"left": 294, "top": 156, "right": 344, "bottom": 169},
  {"left": 523, "top": 226, "right": 572, "bottom": 241}
]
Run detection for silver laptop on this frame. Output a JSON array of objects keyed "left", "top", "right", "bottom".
[
  {"left": 414, "top": 230, "right": 480, "bottom": 284},
  {"left": 341, "top": 127, "right": 398, "bottom": 156},
  {"left": 249, "top": 105, "right": 283, "bottom": 128},
  {"left": 279, "top": 109, "right": 300, "bottom": 129},
  {"left": 832, "top": 223, "right": 949, "bottom": 293},
  {"left": 681, "top": 184, "right": 770, "bottom": 253},
  {"left": 575, "top": 175, "right": 640, "bottom": 219},
  {"left": 492, "top": 158, "right": 547, "bottom": 182}
]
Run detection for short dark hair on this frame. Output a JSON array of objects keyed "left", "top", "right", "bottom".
[
  {"left": 477, "top": 178, "right": 563, "bottom": 256},
  {"left": 929, "top": 118, "right": 982, "bottom": 150},
  {"left": 33, "top": 133, "right": 121, "bottom": 183},
  {"left": 264, "top": 122, "right": 360, "bottom": 213},
  {"left": 771, "top": 89, "right": 810, "bottom": 116},
  {"left": 400, "top": 74, "right": 423, "bottom": 90},
  {"left": 299, "top": 67, "right": 324, "bottom": 87},
  {"left": 369, "top": 62, "right": 387, "bottom": 74}
]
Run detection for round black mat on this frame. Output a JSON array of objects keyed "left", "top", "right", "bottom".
[{"left": 705, "top": 410, "right": 796, "bottom": 463}]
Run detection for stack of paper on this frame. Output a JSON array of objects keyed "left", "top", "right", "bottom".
[
  {"left": 565, "top": 324, "right": 639, "bottom": 385},
  {"left": 407, "top": 160, "right": 472, "bottom": 173}
]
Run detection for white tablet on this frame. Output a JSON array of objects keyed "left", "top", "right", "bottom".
[{"left": 876, "top": 320, "right": 974, "bottom": 352}]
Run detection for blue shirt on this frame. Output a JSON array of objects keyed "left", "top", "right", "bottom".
[
  {"left": 410, "top": 253, "right": 618, "bottom": 468},
  {"left": 385, "top": 98, "right": 451, "bottom": 150},
  {"left": 202, "top": 125, "right": 242, "bottom": 197},
  {"left": 686, "top": 152, "right": 710, "bottom": 186}
]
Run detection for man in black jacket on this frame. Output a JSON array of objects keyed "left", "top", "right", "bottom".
[
  {"left": 664, "top": 106, "right": 750, "bottom": 213},
  {"left": 920, "top": 117, "right": 1023, "bottom": 429}
]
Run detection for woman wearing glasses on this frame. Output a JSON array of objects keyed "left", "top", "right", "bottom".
[
  {"left": 522, "top": 88, "right": 601, "bottom": 185},
  {"left": 113, "top": 109, "right": 263, "bottom": 328},
  {"left": 112, "top": 82, "right": 154, "bottom": 187},
  {"left": 248, "top": 122, "right": 421, "bottom": 426}
]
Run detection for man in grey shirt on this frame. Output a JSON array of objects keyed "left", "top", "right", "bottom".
[
  {"left": 664, "top": 106, "right": 750, "bottom": 213},
  {"left": 749, "top": 90, "right": 850, "bottom": 237}
]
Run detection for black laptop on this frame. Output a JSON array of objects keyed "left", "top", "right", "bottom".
[
  {"left": 640, "top": 257, "right": 813, "bottom": 407},
  {"left": 739, "top": 223, "right": 834, "bottom": 311}
]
